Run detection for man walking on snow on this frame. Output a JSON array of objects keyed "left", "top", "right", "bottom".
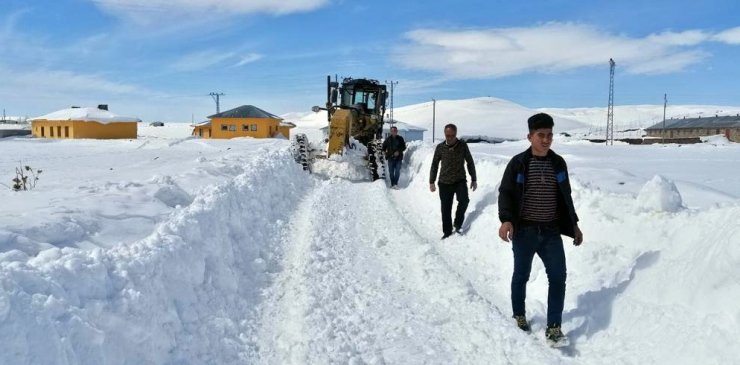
[
  {"left": 429, "top": 123, "right": 477, "bottom": 240},
  {"left": 382, "top": 126, "right": 406, "bottom": 189},
  {"left": 497, "top": 113, "right": 583, "bottom": 347}
]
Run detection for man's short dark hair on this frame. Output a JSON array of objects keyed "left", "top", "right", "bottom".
[
  {"left": 390, "top": 126, "right": 398, "bottom": 131},
  {"left": 528, "top": 113, "right": 554, "bottom": 131},
  {"left": 444, "top": 123, "right": 457, "bottom": 131}
]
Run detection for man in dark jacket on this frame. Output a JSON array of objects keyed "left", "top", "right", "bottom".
[
  {"left": 382, "top": 126, "right": 406, "bottom": 189},
  {"left": 497, "top": 113, "right": 583, "bottom": 348},
  {"left": 429, "top": 123, "right": 477, "bottom": 239}
]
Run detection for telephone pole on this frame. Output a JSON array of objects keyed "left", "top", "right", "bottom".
[
  {"left": 209, "top": 92, "right": 225, "bottom": 114},
  {"left": 385, "top": 80, "right": 398, "bottom": 125},
  {"left": 432, "top": 98, "right": 436, "bottom": 143},
  {"left": 662, "top": 93, "right": 667, "bottom": 144},
  {"left": 606, "top": 58, "right": 616, "bottom": 146}
]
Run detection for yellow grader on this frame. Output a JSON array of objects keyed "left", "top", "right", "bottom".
[{"left": 292, "top": 76, "right": 388, "bottom": 180}]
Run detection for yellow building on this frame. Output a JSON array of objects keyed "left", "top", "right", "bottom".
[
  {"left": 31, "top": 105, "right": 139, "bottom": 139},
  {"left": 191, "top": 105, "right": 294, "bottom": 139}
]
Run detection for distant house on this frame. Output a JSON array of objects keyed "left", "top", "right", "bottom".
[
  {"left": 645, "top": 115, "right": 740, "bottom": 142},
  {"left": 383, "top": 120, "right": 426, "bottom": 142},
  {"left": 320, "top": 119, "right": 426, "bottom": 142},
  {"left": 191, "top": 105, "right": 294, "bottom": 139},
  {"left": 31, "top": 105, "right": 139, "bottom": 139}
]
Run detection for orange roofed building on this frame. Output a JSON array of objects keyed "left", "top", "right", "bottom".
[{"left": 192, "top": 105, "right": 294, "bottom": 139}]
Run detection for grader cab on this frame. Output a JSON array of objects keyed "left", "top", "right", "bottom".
[{"left": 292, "top": 76, "right": 388, "bottom": 180}]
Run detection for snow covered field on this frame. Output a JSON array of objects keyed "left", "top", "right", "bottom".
[{"left": 1, "top": 120, "right": 739, "bottom": 364}]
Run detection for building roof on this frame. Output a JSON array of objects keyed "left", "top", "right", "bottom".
[
  {"left": 208, "top": 105, "right": 282, "bottom": 120},
  {"left": 193, "top": 121, "right": 211, "bottom": 127},
  {"left": 646, "top": 115, "right": 740, "bottom": 130},
  {"left": 31, "top": 107, "right": 140, "bottom": 124},
  {"left": 384, "top": 120, "right": 427, "bottom": 132}
]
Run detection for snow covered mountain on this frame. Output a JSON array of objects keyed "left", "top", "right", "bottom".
[{"left": 286, "top": 96, "right": 740, "bottom": 142}]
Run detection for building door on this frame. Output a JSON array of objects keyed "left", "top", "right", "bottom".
[
  {"left": 57, "top": 126, "right": 62, "bottom": 137},
  {"left": 65, "top": 126, "right": 69, "bottom": 137},
  {"left": 726, "top": 129, "right": 731, "bottom": 139}
]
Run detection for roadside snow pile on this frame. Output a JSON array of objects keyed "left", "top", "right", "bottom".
[
  {"left": 636, "top": 175, "right": 684, "bottom": 212},
  {"left": 700, "top": 134, "right": 733, "bottom": 145},
  {"left": 395, "top": 142, "right": 740, "bottom": 364},
  {"left": 0, "top": 150, "right": 311, "bottom": 364}
]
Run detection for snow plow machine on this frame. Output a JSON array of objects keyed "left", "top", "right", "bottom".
[{"left": 291, "top": 76, "right": 388, "bottom": 180}]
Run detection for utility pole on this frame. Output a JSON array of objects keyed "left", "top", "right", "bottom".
[
  {"left": 662, "top": 93, "right": 667, "bottom": 144},
  {"left": 385, "top": 80, "right": 398, "bottom": 125},
  {"left": 606, "top": 58, "right": 616, "bottom": 146},
  {"left": 209, "top": 92, "right": 225, "bottom": 114},
  {"left": 432, "top": 98, "right": 436, "bottom": 143}
]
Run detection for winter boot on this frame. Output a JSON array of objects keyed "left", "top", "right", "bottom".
[
  {"left": 513, "top": 315, "right": 530, "bottom": 332},
  {"left": 545, "top": 325, "right": 570, "bottom": 347}
]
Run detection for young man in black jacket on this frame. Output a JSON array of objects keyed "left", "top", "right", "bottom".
[
  {"left": 429, "top": 123, "right": 477, "bottom": 239},
  {"left": 497, "top": 113, "right": 583, "bottom": 347},
  {"left": 382, "top": 126, "right": 406, "bottom": 189}
]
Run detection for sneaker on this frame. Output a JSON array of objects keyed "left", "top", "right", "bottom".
[
  {"left": 454, "top": 227, "right": 463, "bottom": 235},
  {"left": 513, "top": 315, "right": 530, "bottom": 332},
  {"left": 545, "top": 325, "right": 570, "bottom": 347}
]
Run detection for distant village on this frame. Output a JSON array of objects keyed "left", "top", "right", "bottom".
[
  {"left": 0, "top": 103, "right": 428, "bottom": 143},
  {"left": 1, "top": 103, "right": 738, "bottom": 143}
]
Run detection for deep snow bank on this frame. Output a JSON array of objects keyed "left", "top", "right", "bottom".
[
  {"left": 0, "top": 150, "right": 311, "bottom": 364},
  {"left": 395, "top": 142, "right": 740, "bottom": 364}
]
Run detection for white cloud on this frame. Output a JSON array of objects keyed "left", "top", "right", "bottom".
[
  {"left": 90, "top": 0, "right": 329, "bottom": 22},
  {"left": 713, "top": 26, "right": 740, "bottom": 44},
  {"left": 646, "top": 30, "right": 710, "bottom": 46},
  {"left": 171, "top": 50, "right": 237, "bottom": 72},
  {"left": 0, "top": 67, "right": 144, "bottom": 95},
  {"left": 395, "top": 23, "right": 740, "bottom": 79},
  {"left": 234, "top": 53, "right": 263, "bottom": 67},
  {"left": 170, "top": 50, "right": 263, "bottom": 71}
]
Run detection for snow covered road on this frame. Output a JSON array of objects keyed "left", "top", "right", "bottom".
[{"left": 254, "top": 178, "right": 570, "bottom": 364}]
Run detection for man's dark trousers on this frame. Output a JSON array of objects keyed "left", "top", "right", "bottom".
[
  {"left": 511, "top": 224, "right": 567, "bottom": 326},
  {"left": 438, "top": 181, "right": 469, "bottom": 234},
  {"left": 388, "top": 158, "right": 402, "bottom": 186}
]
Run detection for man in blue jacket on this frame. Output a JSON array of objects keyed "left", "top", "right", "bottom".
[{"left": 497, "top": 113, "right": 583, "bottom": 347}]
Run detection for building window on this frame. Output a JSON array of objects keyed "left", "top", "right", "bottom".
[
  {"left": 221, "top": 124, "right": 228, "bottom": 131},
  {"left": 242, "top": 124, "right": 249, "bottom": 131},
  {"left": 250, "top": 124, "right": 257, "bottom": 131},
  {"left": 228, "top": 124, "right": 236, "bottom": 131}
]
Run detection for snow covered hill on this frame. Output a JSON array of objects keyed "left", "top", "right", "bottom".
[
  {"left": 285, "top": 96, "right": 740, "bottom": 143},
  {"left": 541, "top": 104, "right": 740, "bottom": 128},
  {"left": 1, "top": 123, "right": 739, "bottom": 364}
]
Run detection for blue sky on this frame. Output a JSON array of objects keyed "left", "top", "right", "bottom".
[{"left": 2, "top": 0, "right": 740, "bottom": 122}]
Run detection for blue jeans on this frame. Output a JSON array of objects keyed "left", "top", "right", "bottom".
[
  {"left": 511, "top": 224, "right": 567, "bottom": 327},
  {"left": 388, "top": 158, "right": 402, "bottom": 186}
]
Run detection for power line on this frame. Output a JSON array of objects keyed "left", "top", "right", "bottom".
[
  {"left": 606, "top": 58, "right": 615, "bottom": 146},
  {"left": 385, "top": 80, "right": 398, "bottom": 124},
  {"left": 209, "top": 92, "right": 225, "bottom": 114}
]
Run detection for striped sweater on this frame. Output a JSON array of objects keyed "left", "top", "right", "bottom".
[{"left": 520, "top": 156, "right": 558, "bottom": 222}]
